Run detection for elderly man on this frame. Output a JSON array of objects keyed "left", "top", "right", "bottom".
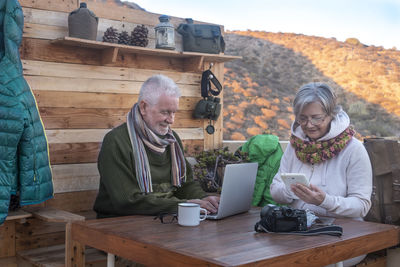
[{"left": 94, "top": 74, "right": 219, "bottom": 218}]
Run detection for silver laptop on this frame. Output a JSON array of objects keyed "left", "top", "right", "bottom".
[{"left": 207, "top": 162, "right": 258, "bottom": 220}]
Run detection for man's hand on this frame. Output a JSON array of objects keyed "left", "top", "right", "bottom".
[
  {"left": 291, "top": 183, "right": 326, "bottom": 206},
  {"left": 187, "top": 195, "right": 220, "bottom": 214}
]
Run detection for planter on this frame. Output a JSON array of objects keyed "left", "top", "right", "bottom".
[{"left": 193, "top": 147, "right": 249, "bottom": 193}]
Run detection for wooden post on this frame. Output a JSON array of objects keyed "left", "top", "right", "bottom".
[
  {"left": 203, "top": 62, "right": 224, "bottom": 150},
  {"left": 65, "top": 222, "right": 85, "bottom": 267}
]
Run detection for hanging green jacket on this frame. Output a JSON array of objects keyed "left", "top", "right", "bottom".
[
  {"left": 240, "top": 134, "right": 283, "bottom": 207},
  {"left": 0, "top": 0, "right": 53, "bottom": 224}
]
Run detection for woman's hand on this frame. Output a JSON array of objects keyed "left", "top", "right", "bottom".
[
  {"left": 187, "top": 195, "right": 220, "bottom": 213},
  {"left": 291, "top": 183, "right": 326, "bottom": 206}
]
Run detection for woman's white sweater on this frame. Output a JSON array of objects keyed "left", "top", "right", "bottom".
[{"left": 270, "top": 110, "right": 372, "bottom": 219}]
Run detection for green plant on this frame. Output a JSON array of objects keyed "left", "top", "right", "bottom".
[{"left": 193, "top": 147, "right": 249, "bottom": 192}]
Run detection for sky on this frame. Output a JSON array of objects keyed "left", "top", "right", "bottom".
[{"left": 129, "top": 0, "right": 400, "bottom": 50}]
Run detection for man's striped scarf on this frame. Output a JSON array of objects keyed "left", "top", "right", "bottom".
[{"left": 126, "top": 103, "right": 186, "bottom": 193}]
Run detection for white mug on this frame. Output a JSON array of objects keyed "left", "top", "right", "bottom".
[{"left": 178, "top": 203, "right": 207, "bottom": 226}]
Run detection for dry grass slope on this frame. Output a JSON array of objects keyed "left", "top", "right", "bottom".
[{"left": 223, "top": 31, "right": 400, "bottom": 141}]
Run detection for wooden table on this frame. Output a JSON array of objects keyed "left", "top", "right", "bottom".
[{"left": 68, "top": 209, "right": 400, "bottom": 267}]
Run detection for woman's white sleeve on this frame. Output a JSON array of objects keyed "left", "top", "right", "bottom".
[
  {"left": 270, "top": 146, "right": 296, "bottom": 204},
  {"left": 319, "top": 143, "right": 372, "bottom": 217}
]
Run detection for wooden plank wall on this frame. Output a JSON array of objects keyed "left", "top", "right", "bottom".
[{"left": 0, "top": 0, "right": 226, "bottom": 255}]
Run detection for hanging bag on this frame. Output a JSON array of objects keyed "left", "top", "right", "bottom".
[{"left": 177, "top": 18, "right": 225, "bottom": 54}]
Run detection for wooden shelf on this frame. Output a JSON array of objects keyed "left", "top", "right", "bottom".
[{"left": 52, "top": 37, "right": 241, "bottom": 71}]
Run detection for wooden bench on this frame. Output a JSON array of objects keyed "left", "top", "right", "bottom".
[
  {"left": 0, "top": 210, "right": 33, "bottom": 267},
  {"left": 0, "top": 207, "right": 106, "bottom": 267},
  {"left": 17, "top": 245, "right": 106, "bottom": 267},
  {"left": 0, "top": 194, "right": 104, "bottom": 267}
]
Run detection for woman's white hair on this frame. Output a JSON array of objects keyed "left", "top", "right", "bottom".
[
  {"left": 293, "top": 82, "right": 341, "bottom": 118},
  {"left": 138, "top": 74, "right": 181, "bottom": 105}
]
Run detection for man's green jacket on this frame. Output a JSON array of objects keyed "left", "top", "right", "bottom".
[{"left": 93, "top": 123, "right": 207, "bottom": 218}]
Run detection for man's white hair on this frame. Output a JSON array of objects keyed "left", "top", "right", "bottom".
[{"left": 138, "top": 74, "right": 181, "bottom": 105}]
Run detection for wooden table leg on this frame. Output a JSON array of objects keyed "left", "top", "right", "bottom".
[{"left": 65, "top": 222, "right": 85, "bottom": 267}]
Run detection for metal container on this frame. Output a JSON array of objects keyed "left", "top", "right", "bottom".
[{"left": 68, "top": 2, "right": 98, "bottom": 40}]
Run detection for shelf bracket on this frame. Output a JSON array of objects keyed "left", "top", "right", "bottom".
[
  {"left": 101, "top": 47, "right": 119, "bottom": 65},
  {"left": 183, "top": 56, "right": 204, "bottom": 72}
]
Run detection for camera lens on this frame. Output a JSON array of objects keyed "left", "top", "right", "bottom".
[
  {"left": 282, "top": 207, "right": 294, "bottom": 217},
  {"left": 206, "top": 125, "right": 215, "bottom": 134},
  {"left": 261, "top": 204, "right": 276, "bottom": 218}
]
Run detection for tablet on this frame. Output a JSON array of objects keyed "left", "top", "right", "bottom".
[{"left": 280, "top": 173, "right": 310, "bottom": 189}]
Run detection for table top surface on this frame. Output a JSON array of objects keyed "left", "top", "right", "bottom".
[{"left": 71, "top": 209, "right": 400, "bottom": 267}]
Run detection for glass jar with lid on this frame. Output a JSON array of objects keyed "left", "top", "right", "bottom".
[{"left": 155, "top": 15, "right": 175, "bottom": 50}]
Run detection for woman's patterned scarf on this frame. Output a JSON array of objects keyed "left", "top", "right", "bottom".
[
  {"left": 290, "top": 126, "right": 355, "bottom": 164},
  {"left": 126, "top": 103, "right": 186, "bottom": 193}
]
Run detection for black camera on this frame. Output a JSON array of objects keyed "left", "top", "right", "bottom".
[
  {"left": 193, "top": 96, "right": 221, "bottom": 121},
  {"left": 257, "top": 204, "right": 307, "bottom": 232}
]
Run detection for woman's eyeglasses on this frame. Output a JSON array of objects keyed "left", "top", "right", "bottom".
[
  {"left": 154, "top": 212, "right": 178, "bottom": 224},
  {"left": 297, "top": 115, "right": 327, "bottom": 126}
]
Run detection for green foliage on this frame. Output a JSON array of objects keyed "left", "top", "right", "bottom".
[
  {"left": 364, "top": 120, "right": 395, "bottom": 137},
  {"left": 193, "top": 147, "right": 249, "bottom": 192},
  {"left": 347, "top": 101, "right": 369, "bottom": 117}
]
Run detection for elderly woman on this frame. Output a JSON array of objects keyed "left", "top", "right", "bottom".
[{"left": 270, "top": 83, "right": 372, "bottom": 266}]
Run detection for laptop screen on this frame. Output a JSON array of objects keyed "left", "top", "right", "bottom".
[{"left": 207, "top": 162, "right": 258, "bottom": 220}]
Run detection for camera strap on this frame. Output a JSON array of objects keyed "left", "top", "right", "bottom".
[
  {"left": 201, "top": 69, "right": 222, "bottom": 98},
  {"left": 255, "top": 222, "right": 343, "bottom": 237}
]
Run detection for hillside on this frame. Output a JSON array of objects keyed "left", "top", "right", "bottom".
[{"left": 223, "top": 31, "right": 400, "bottom": 141}]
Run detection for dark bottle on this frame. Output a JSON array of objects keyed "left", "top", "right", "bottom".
[{"left": 68, "top": 2, "right": 98, "bottom": 40}]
